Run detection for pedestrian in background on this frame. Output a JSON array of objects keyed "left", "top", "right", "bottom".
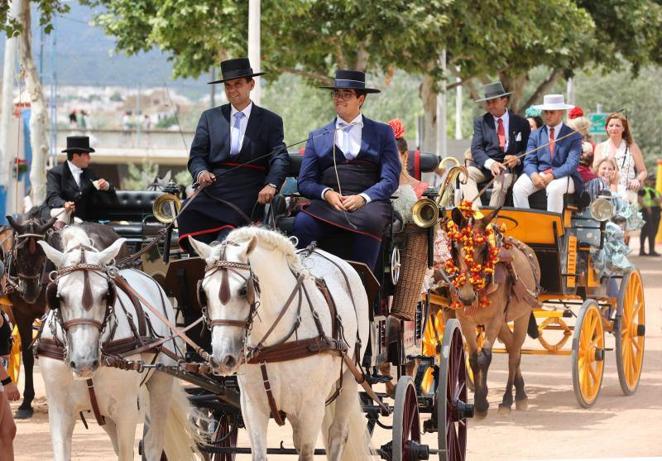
[{"left": 638, "top": 176, "right": 661, "bottom": 256}]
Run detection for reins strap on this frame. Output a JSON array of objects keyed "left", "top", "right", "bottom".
[
  {"left": 260, "top": 363, "right": 286, "bottom": 426},
  {"left": 342, "top": 352, "right": 390, "bottom": 415},
  {"left": 113, "top": 274, "right": 148, "bottom": 337},
  {"left": 86, "top": 379, "right": 106, "bottom": 426}
]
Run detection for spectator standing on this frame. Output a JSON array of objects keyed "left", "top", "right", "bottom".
[
  {"left": 638, "top": 176, "right": 661, "bottom": 256},
  {"left": 0, "top": 310, "right": 19, "bottom": 461},
  {"left": 68, "top": 109, "right": 78, "bottom": 128}
]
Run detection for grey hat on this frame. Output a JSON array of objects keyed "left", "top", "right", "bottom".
[{"left": 475, "top": 81, "right": 511, "bottom": 102}]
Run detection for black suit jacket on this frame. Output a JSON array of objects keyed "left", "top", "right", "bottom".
[
  {"left": 45, "top": 162, "right": 117, "bottom": 221},
  {"left": 471, "top": 110, "right": 531, "bottom": 174},
  {"left": 187, "top": 103, "right": 289, "bottom": 188}
]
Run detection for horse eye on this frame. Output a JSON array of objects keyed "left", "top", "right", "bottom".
[{"left": 239, "top": 287, "right": 248, "bottom": 297}]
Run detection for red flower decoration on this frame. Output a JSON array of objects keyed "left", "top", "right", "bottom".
[
  {"left": 388, "top": 118, "right": 406, "bottom": 140},
  {"left": 569, "top": 106, "right": 584, "bottom": 119}
]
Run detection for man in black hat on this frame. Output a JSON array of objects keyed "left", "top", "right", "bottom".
[
  {"left": 178, "top": 57, "right": 288, "bottom": 251},
  {"left": 461, "top": 81, "right": 531, "bottom": 208},
  {"left": 45, "top": 136, "right": 117, "bottom": 226},
  {"left": 292, "top": 70, "right": 400, "bottom": 271}
]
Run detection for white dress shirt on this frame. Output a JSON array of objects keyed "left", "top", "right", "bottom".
[
  {"left": 230, "top": 102, "right": 253, "bottom": 153},
  {"left": 67, "top": 160, "right": 83, "bottom": 187},
  {"left": 484, "top": 110, "right": 510, "bottom": 170}
]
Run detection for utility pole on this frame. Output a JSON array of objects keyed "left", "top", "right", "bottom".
[
  {"left": 0, "top": 0, "right": 22, "bottom": 222},
  {"left": 248, "top": 0, "right": 261, "bottom": 105},
  {"left": 435, "top": 49, "right": 447, "bottom": 158},
  {"left": 455, "top": 72, "right": 462, "bottom": 140}
]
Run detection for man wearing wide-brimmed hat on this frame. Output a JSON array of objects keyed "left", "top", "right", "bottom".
[
  {"left": 461, "top": 81, "right": 531, "bottom": 208},
  {"left": 178, "top": 57, "right": 289, "bottom": 252},
  {"left": 45, "top": 135, "right": 117, "bottom": 226},
  {"left": 513, "top": 94, "right": 583, "bottom": 213},
  {"left": 292, "top": 70, "right": 400, "bottom": 271}
]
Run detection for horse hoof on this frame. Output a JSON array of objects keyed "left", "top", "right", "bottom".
[
  {"left": 497, "top": 405, "right": 511, "bottom": 416},
  {"left": 474, "top": 409, "right": 488, "bottom": 420},
  {"left": 15, "top": 407, "right": 34, "bottom": 419},
  {"left": 516, "top": 399, "right": 529, "bottom": 411}
]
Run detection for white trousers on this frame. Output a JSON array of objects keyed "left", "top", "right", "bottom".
[
  {"left": 459, "top": 166, "right": 513, "bottom": 208},
  {"left": 512, "top": 174, "right": 575, "bottom": 213}
]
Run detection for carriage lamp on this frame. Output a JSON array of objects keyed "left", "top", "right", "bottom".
[{"left": 589, "top": 196, "right": 616, "bottom": 222}]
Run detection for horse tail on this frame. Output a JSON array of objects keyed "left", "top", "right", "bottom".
[
  {"left": 162, "top": 384, "right": 202, "bottom": 461},
  {"left": 321, "top": 377, "right": 373, "bottom": 460}
]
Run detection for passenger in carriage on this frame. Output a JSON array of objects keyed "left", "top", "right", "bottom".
[
  {"left": 293, "top": 70, "right": 400, "bottom": 271},
  {"left": 460, "top": 81, "right": 531, "bottom": 208},
  {"left": 512, "top": 94, "right": 583, "bottom": 213},
  {"left": 525, "top": 106, "right": 544, "bottom": 131},
  {"left": 178, "top": 58, "right": 289, "bottom": 253},
  {"left": 45, "top": 136, "right": 117, "bottom": 229}
]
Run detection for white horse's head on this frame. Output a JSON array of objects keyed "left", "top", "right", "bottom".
[{"left": 39, "top": 227, "right": 125, "bottom": 378}]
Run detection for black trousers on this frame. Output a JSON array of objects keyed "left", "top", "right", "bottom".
[{"left": 641, "top": 207, "right": 661, "bottom": 253}]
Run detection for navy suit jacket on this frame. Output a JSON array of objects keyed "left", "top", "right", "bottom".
[
  {"left": 471, "top": 110, "right": 531, "bottom": 172},
  {"left": 523, "top": 124, "right": 583, "bottom": 191},
  {"left": 298, "top": 116, "right": 400, "bottom": 201},
  {"left": 187, "top": 103, "right": 289, "bottom": 188}
]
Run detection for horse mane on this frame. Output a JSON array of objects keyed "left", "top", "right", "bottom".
[{"left": 227, "top": 226, "right": 307, "bottom": 274}]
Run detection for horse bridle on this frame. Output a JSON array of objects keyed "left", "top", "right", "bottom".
[
  {"left": 46, "top": 246, "right": 118, "bottom": 333},
  {"left": 6, "top": 231, "right": 49, "bottom": 296}
]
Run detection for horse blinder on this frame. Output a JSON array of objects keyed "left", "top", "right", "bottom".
[
  {"left": 197, "top": 279, "right": 207, "bottom": 308},
  {"left": 46, "top": 281, "right": 61, "bottom": 310}
]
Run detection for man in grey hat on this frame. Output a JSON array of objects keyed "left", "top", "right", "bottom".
[
  {"left": 178, "top": 57, "right": 289, "bottom": 253},
  {"left": 461, "top": 81, "right": 531, "bottom": 208},
  {"left": 513, "top": 94, "right": 583, "bottom": 213}
]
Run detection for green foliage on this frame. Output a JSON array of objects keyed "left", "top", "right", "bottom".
[
  {"left": 122, "top": 161, "right": 158, "bottom": 190},
  {"left": 0, "top": 0, "right": 69, "bottom": 36},
  {"left": 155, "top": 114, "right": 178, "bottom": 129}
]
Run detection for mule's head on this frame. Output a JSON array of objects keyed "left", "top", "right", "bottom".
[
  {"left": 190, "top": 236, "right": 259, "bottom": 375},
  {"left": 446, "top": 207, "right": 500, "bottom": 306},
  {"left": 39, "top": 234, "right": 125, "bottom": 378},
  {"left": 7, "top": 215, "right": 57, "bottom": 304}
]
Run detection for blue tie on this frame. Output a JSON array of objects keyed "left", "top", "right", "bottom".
[
  {"left": 340, "top": 122, "right": 353, "bottom": 159},
  {"left": 230, "top": 112, "right": 245, "bottom": 156}
]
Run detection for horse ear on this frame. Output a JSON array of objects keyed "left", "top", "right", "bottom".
[
  {"left": 36, "top": 217, "right": 57, "bottom": 234},
  {"left": 451, "top": 207, "right": 465, "bottom": 227},
  {"left": 6, "top": 215, "right": 24, "bottom": 233},
  {"left": 246, "top": 235, "right": 258, "bottom": 256},
  {"left": 98, "top": 238, "right": 127, "bottom": 265},
  {"left": 188, "top": 237, "right": 214, "bottom": 260},
  {"left": 38, "top": 241, "right": 65, "bottom": 267}
]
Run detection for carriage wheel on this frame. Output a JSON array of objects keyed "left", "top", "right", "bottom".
[
  {"left": 616, "top": 270, "right": 645, "bottom": 395},
  {"left": 392, "top": 376, "right": 427, "bottom": 461},
  {"left": 211, "top": 413, "right": 239, "bottom": 461},
  {"left": 437, "top": 319, "right": 472, "bottom": 461},
  {"left": 8, "top": 325, "right": 22, "bottom": 384},
  {"left": 537, "top": 316, "right": 572, "bottom": 352},
  {"left": 571, "top": 300, "right": 605, "bottom": 408}
]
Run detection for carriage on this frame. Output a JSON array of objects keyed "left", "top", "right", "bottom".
[{"left": 430, "top": 169, "right": 646, "bottom": 409}]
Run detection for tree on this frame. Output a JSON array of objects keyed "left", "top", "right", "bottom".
[{"left": 1, "top": 0, "right": 69, "bottom": 205}]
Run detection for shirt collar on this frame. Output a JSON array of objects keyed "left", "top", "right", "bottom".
[
  {"left": 547, "top": 121, "right": 563, "bottom": 134},
  {"left": 230, "top": 101, "right": 253, "bottom": 120},
  {"left": 336, "top": 113, "right": 363, "bottom": 128},
  {"left": 493, "top": 110, "right": 509, "bottom": 124},
  {"left": 67, "top": 160, "right": 83, "bottom": 175}
]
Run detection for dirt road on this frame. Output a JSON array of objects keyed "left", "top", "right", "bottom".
[{"left": 11, "top": 241, "right": 662, "bottom": 460}]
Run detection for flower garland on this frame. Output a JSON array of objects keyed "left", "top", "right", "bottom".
[{"left": 444, "top": 201, "right": 501, "bottom": 310}]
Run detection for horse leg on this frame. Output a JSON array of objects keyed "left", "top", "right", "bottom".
[
  {"left": 141, "top": 372, "right": 173, "bottom": 460},
  {"left": 15, "top": 314, "right": 35, "bottom": 418},
  {"left": 459, "top": 319, "right": 489, "bottom": 417},
  {"left": 511, "top": 316, "right": 529, "bottom": 411},
  {"left": 101, "top": 419, "right": 120, "bottom": 455},
  {"left": 289, "top": 404, "right": 325, "bottom": 461},
  {"left": 497, "top": 323, "right": 515, "bottom": 415},
  {"left": 46, "top": 398, "right": 77, "bottom": 461},
  {"left": 241, "top": 393, "right": 270, "bottom": 461},
  {"left": 114, "top": 408, "right": 140, "bottom": 461}
]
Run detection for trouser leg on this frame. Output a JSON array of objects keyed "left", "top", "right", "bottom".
[
  {"left": 650, "top": 208, "right": 661, "bottom": 253},
  {"left": 546, "top": 177, "right": 575, "bottom": 213},
  {"left": 351, "top": 234, "right": 382, "bottom": 272},
  {"left": 460, "top": 167, "right": 486, "bottom": 208},
  {"left": 293, "top": 212, "right": 332, "bottom": 249},
  {"left": 640, "top": 208, "right": 650, "bottom": 253},
  {"left": 489, "top": 172, "right": 514, "bottom": 208},
  {"left": 512, "top": 174, "right": 539, "bottom": 209}
]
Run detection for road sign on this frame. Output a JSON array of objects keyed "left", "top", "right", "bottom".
[{"left": 588, "top": 113, "right": 607, "bottom": 136}]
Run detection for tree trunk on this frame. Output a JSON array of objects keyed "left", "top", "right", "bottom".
[
  {"left": 499, "top": 73, "right": 529, "bottom": 113},
  {"left": 420, "top": 75, "right": 437, "bottom": 153},
  {"left": 18, "top": 0, "right": 48, "bottom": 205}
]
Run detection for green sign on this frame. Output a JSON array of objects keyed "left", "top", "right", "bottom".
[{"left": 588, "top": 113, "right": 607, "bottom": 135}]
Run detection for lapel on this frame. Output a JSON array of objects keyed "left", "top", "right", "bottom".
[
  {"left": 359, "top": 116, "right": 372, "bottom": 156},
  {"left": 322, "top": 119, "right": 340, "bottom": 157},
  {"left": 484, "top": 114, "right": 499, "bottom": 148},
  {"left": 63, "top": 161, "right": 80, "bottom": 192},
  {"left": 240, "top": 104, "right": 263, "bottom": 156},
  {"left": 507, "top": 111, "right": 518, "bottom": 153}
]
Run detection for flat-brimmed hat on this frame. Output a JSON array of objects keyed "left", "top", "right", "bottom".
[
  {"left": 319, "top": 70, "right": 380, "bottom": 94},
  {"left": 533, "top": 94, "right": 574, "bottom": 111},
  {"left": 62, "top": 136, "right": 95, "bottom": 154},
  {"left": 208, "top": 57, "right": 265, "bottom": 84},
  {"left": 475, "top": 81, "right": 511, "bottom": 102}
]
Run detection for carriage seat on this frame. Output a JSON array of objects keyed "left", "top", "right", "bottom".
[{"left": 99, "top": 190, "right": 163, "bottom": 223}]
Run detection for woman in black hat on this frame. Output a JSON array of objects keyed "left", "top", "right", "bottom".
[
  {"left": 293, "top": 70, "right": 400, "bottom": 271},
  {"left": 45, "top": 136, "right": 117, "bottom": 225},
  {"left": 179, "top": 57, "right": 289, "bottom": 251}
]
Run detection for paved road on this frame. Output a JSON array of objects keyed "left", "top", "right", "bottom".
[{"left": 12, "top": 240, "right": 662, "bottom": 460}]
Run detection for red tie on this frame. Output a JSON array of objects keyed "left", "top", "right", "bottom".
[
  {"left": 549, "top": 126, "right": 555, "bottom": 159},
  {"left": 497, "top": 118, "right": 506, "bottom": 151}
]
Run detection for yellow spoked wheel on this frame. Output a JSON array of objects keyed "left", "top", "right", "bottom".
[
  {"left": 537, "top": 317, "right": 572, "bottom": 352},
  {"left": 571, "top": 300, "right": 605, "bottom": 408},
  {"left": 8, "top": 325, "right": 21, "bottom": 383},
  {"left": 616, "top": 270, "right": 645, "bottom": 395}
]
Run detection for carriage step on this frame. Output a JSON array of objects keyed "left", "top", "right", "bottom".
[{"left": 365, "top": 373, "right": 393, "bottom": 385}]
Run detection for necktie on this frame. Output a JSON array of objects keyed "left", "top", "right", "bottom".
[
  {"left": 230, "top": 112, "right": 245, "bottom": 156},
  {"left": 340, "top": 122, "right": 354, "bottom": 159},
  {"left": 497, "top": 118, "right": 506, "bottom": 151},
  {"left": 549, "top": 126, "right": 555, "bottom": 159}
]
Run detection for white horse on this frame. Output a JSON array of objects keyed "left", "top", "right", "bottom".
[
  {"left": 190, "top": 226, "right": 372, "bottom": 461},
  {"left": 38, "top": 226, "right": 198, "bottom": 461}
]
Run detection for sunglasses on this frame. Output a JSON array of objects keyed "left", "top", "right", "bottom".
[{"left": 332, "top": 90, "right": 357, "bottom": 100}]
